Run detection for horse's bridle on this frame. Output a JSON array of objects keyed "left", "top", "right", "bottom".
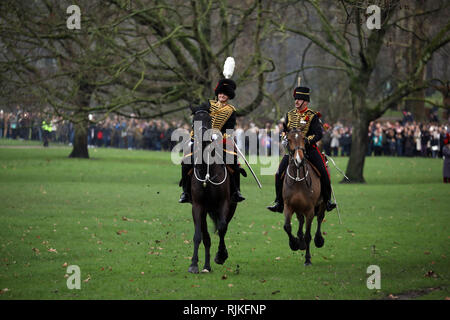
[
  {"left": 286, "top": 131, "right": 310, "bottom": 183},
  {"left": 192, "top": 109, "right": 228, "bottom": 187}
]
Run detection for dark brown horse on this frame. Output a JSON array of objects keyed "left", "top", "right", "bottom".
[
  {"left": 283, "top": 128, "right": 326, "bottom": 265},
  {"left": 187, "top": 108, "right": 237, "bottom": 273}
]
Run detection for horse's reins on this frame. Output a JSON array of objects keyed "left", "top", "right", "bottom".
[
  {"left": 286, "top": 133, "right": 311, "bottom": 186},
  {"left": 193, "top": 151, "right": 228, "bottom": 187},
  {"left": 191, "top": 116, "right": 228, "bottom": 187}
]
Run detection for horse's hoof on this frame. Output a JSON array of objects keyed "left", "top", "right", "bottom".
[
  {"left": 201, "top": 268, "right": 211, "bottom": 273},
  {"left": 214, "top": 251, "right": 228, "bottom": 265},
  {"left": 188, "top": 266, "right": 199, "bottom": 274},
  {"left": 314, "top": 235, "right": 325, "bottom": 248},
  {"left": 298, "top": 239, "right": 307, "bottom": 251},
  {"left": 304, "top": 261, "right": 312, "bottom": 267},
  {"left": 289, "top": 239, "right": 300, "bottom": 251}
]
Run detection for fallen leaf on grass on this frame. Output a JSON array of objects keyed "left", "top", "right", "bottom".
[
  {"left": 388, "top": 294, "right": 398, "bottom": 300},
  {"left": 32, "top": 248, "right": 40, "bottom": 254},
  {"left": 424, "top": 270, "right": 438, "bottom": 278},
  {"left": 116, "top": 230, "right": 128, "bottom": 235},
  {"left": 0, "top": 288, "right": 10, "bottom": 294},
  {"left": 48, "top": 248, "right": 57, "bottom": 253},
  {"left": 62, "top": 262, "right": 68, "bottom": 268}
]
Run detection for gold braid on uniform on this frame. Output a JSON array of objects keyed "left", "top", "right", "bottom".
[
  {"left": 189, "top": 100, "right": 236, "bottom": 139},
  {"left": 286, "top": 108, "right": 317, "bottom": 141},
  {"left": 209, "top": 100, "right": 235, "bottom": 132}
]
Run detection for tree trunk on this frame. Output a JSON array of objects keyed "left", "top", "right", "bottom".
[
  {"left": 343, "top": 115, "right": 369, "bottom": 183},
  {"left": 404, "top": 0, "right": 427, "bottom": 121},
  {"left": 343, "top": 77, "right": 371, "bottom": 183},
  {"left": 68, "top": 115, "right": 89, "bottom": 159}
]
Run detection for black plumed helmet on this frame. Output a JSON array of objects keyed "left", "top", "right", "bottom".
[{"left": 214, "top": 79, "right": 236, "bottom": 99}]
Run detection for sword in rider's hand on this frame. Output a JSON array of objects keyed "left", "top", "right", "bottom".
[{"left": 230, "top": 138, "right": 262, "bottom": 189}]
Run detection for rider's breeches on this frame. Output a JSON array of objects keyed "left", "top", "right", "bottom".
[{"left": 307, "top": 145, "right": 332, "bottom": 201}]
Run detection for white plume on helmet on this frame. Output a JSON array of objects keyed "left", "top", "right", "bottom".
[{"left": 223, "top": 57, "right": 235, "bottom": 79}]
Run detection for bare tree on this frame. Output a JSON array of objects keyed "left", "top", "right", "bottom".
[
  {"left": 271, "top": 0, "right": 450, "bottom": 182},
  {"left": 1, "top": 0, "right": 275, "bottom": 157}
]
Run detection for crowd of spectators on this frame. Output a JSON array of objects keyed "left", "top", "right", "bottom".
[
  {"left": 0, "top": 109, "right": 185, "bottom": 151},
  {"left": 321, "top": 118, "right": 449, "bottom": 159},
  {"left": 1, "top": 107, "right": 449, "bottom": 159}
]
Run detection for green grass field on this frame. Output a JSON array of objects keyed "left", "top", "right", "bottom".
[{"left": 0, "top": 141, "right": 449, "bottom": 300}]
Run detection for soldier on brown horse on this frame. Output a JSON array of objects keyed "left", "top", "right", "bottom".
[
  {"left": 267, "top": 86, "right": 335, "bottom": 265},
  {"left": 283, "top": 128, "right": 326, "bottom": 265},
  {"left": 267, "top": 86, "right": 336, "bottom": 214}
]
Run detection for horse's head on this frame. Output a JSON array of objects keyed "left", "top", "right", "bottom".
[
  {"left": 287, "top": 128, "right": 306, "bottom": 168},
  {"left": 191, "top": 105, "right": 212, "bottom": 142},
  {"left": 191, "top": 105, "right": 215, "bottom": 165}
]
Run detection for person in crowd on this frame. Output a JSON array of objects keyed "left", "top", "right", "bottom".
[
  {"left": 330, "top": 127, "right": 340, "bottom": 157},
  {"left": 443, "top": 133, "right": 450, "bottom": 183},
  {"left": 372, "top": 128, "right": 383, "bottom": 156}
]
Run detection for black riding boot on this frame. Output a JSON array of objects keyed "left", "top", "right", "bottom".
[
  {"left": 321, "top": 176, "right": 336, "bottom": 212},
  {"left": 231, "top": 165, "right": 245, "bottom": 202},
  {"left": 179, "top": 164, "right": 191, "bottom": 203},
  {"left": 267, "top": 172, "right": 284, "bottom": 213}
]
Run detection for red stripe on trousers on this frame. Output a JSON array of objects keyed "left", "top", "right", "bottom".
[{"left": 313, "top": 145, "right": 330, "bottom": 178}]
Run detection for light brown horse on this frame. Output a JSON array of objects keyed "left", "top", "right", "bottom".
[{"left": 283, "top": 128, "right": 326, "bottom": 266}]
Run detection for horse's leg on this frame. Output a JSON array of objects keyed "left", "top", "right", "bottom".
[
  {"left": 304, "top": 212, "right": 314, "bottom": 266},
  {"left": 284, "top": 205, "right": 299, "bottom": 251},
  {"left": 188, "top": 205, "right": 203, "bottom": 274},
  {"left": 214, "top": 206, "right": 229, "bottom": 265},
  {"left": 314, "top": 206, "right": 325, "bottom": 248},
  {"left": 295, "top": 212, "right": 306, "bottom": 250},
  {"left": 201, "top": 211, "right": 211, "bottom": 272}
]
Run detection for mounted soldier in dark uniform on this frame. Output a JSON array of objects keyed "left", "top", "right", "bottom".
[
  {"left": 267, "top": 86, "right": 336, "bottom": 213},
  {"left": 179, "top": 78, "right": 246, "bottom": 204}
]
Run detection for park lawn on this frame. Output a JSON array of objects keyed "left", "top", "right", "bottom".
[{"left": 0, "top": 143, "right": 448, "bottom": 300}]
